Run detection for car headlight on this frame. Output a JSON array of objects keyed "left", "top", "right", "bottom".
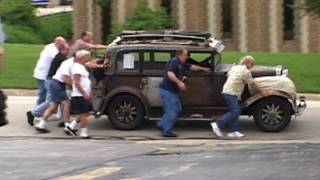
[
  {"left": 275, "top": 65, "right": 282, "bottom": 76},
  {"left": 209, "top": 38, "right": 225, "bottom": 53},
  {"left": 282, "top": 69, "right": 289, "bottom": 77}
]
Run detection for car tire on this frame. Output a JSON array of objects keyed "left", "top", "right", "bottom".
[
  {"left": 107, "top": 94, "right": 145, "bottom": 130},
  {"left": 253, "top": 97, "right": 292, "bottom": 132}
]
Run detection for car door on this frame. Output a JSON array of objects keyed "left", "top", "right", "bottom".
[{"left": 180, "top": 52, "right": 214, "bottom": 107}]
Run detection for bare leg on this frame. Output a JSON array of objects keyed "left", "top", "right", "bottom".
[
  {"left": 43, "top": 102, "right": 59, "bottom": 121},
  {"left": 62, "top": 100, "right": 71, "bottom": 124},
  {"left": 78, "top": 113, "right": 90, "bottom": 128}
]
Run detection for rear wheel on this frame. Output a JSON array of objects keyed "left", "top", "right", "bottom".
[
  {"left": 253, "top": 97, "right": 292, "bottom": 132},
  {"left": 107, "top": 95, "right": 145, "bottom": 130}
]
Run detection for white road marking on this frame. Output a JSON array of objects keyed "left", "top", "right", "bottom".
[{"left": 60, "top": 166, "right": 122, "bottom": 180}]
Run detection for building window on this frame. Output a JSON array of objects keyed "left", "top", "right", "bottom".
[
  {"left": 221, "top": 0, "right": 233, "bottom": 39},
  {"left": 161, "top": 0, "right": 172, "bottom": 15},
  {"left": 283, "top": 0, "right": 295, "bottom": 40}
]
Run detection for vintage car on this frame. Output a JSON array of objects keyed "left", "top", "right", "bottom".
[{"left": 90, "top": 30, "right": 306, "bottom": 132}]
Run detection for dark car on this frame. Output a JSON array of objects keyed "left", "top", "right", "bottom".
[
  {"left": 31, "top": 0, "right": 49, "bottom": 7},
  {"left": 90, "top": 30, "right": 306, "bottom": 132}
]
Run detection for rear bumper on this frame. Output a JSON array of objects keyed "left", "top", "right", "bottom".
[{"left": 293, "top": 96, "right": 306, "bottom": 116}]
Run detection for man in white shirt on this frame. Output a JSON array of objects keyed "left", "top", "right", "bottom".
[
  {"left": 34, "top": 54, "right": 75, "bottom": 134},
  {"left": 66, "top": 50, "right": 94, "bottom": 139},
  {"left": 33, "top": 36, "right": 66, "bottom": 105}
]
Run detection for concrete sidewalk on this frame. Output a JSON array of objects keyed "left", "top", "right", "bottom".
[{"left": 2, "top": 89, "right": 320, "bottom": 101}]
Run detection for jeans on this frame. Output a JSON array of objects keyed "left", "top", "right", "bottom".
[
  {"left": 36, "top": 79, "right": 47, "bottom": 105},
  {"left": 32, "top": 79, "right": 52, "bottom": 117},
  {"left": 217, "top": 94, "right": 241, "bottom": 133},
  {"left": 157, "top": 88, "right": 182, "bottom": 135}
]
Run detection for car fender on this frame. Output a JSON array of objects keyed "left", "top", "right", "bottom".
[
  {"left": 242, "top": 90, "right": 295, "bottom": 113},
  {"left": 101, "top": 86, "right": 150, "bottom": 117}
]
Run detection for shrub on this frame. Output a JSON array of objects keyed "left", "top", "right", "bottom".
[
  {"left": 4, "top": 25, "right": 43, "bottom": 44},
  {"left": 38, "top": 12, "right": 73, "bottom": 43},
  {"left": 125, "top": 0, "right": 175, "bottom": 30},
  {"left": 0, "top": 0, "right": 39, "bottom": 29},
  {"left": 106, "top": 0, "right": 176, "bottom": 43}
]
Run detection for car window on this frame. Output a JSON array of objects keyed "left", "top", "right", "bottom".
[
  {"left": 116, "top": 51, "right": 140, "bottom": 74},
  {"left": 187, "top": 52, "right": 213, "bottom": 69},
  {"left": 143, "top": 51, "right": 172, "bottom": 74}
]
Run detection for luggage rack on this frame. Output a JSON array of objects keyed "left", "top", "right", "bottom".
[
  {"left": 119, "top": 30, "right": 212, "bottom": 46},
  {"left": 109, "top": 30, "right": 225, "bottom": 52}
]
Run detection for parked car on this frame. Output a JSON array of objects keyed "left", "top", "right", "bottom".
[
  {"left": 90, "top": 30, "right": 306, "bottom": 132},
  {"left": 31, "top": 0, "right": 49, "bottom": 7}
]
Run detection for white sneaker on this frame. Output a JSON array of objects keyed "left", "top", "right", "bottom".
[
  {"left": 210, "top": 122, "right": 223, "bottom": 137},
  {"left": 35, "top": 119, "right": 48, "bottom": 132},
  {"left": 227, "top": 131, "right": 245, "bottom": 138}
]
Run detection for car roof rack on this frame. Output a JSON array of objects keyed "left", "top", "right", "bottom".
[
  {"left": 118, "top": 30, "right": 214, "bottom": 46},
  {"left": 121, "top": 30, "right": 212, "bottom": 39}
]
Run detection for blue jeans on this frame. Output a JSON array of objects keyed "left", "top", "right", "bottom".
[
  {"left": 32, "top": 79, "right": 52, "bottom": 117},
  {"left": 158, "top": 88, "right": 182, "bottom": 135},
  {"left": 36, "top": 79, "right": 47, "bottom": 105},
  {"left": 217, "top": 94, "right": 241, "bottom": 133}
]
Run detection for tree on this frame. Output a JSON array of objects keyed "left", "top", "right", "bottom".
[
  {"left": 107, "top": 0, "right": 176, "bottom": 43},
  {"left": 296, "top": 0, "right": 320, "bottom": 18},
  {"left": 0, "top": 0, "right": 39, "bottom": 29}
]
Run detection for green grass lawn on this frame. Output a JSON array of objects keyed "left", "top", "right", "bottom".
[
  {"left": 0, "top": 43, "right": 319, "bottom": 92},
  {"left": 0, "top": 44, "right": 43, "bottom": 89}
]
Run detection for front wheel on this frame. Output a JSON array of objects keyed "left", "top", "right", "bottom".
[
  {"left": 107, "top": 95, "right": 145, "bottom": 130},
  {"left": 253, "top": 97, "right": 292, "bottom": 132}
]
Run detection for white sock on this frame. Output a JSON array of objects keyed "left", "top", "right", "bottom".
[
  {"left": 64, "top": 122, "right": 70, "bottom": 127},
  {"left": 80, "top": 128, "right": 88, "bottom": 137},
  {"left": 69, "top": 120, "right": 78, "bottom": 130}
]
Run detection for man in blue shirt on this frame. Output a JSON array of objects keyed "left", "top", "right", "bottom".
[{"left": 157, "top": 48, "right": 211, "bottom": 137}]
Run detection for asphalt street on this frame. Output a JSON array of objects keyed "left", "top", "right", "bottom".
[{"left": 0, "top": 96, "right": 319, "bottom": 179}]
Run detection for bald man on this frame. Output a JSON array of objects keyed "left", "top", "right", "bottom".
[
  {"left": 33, "top": 36, "right": 66, "bottom": 105},
  {"left": 72, "top": 31, "right": 107, "bottom": 53}
]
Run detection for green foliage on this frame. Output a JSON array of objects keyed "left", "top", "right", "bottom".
[
  {"left": 296, "top": 0, "right": 320, "bottom": 18},
  {"left": 0, "top": 0, "right": 39, "bottom": 29},
  {"left": 4, "top": 25, "right": 43, "bottom": 44},
  {"left": 125, "top": 0, "right": 175, "bottom": 30},
  {"left": 38, "top": 13, "right": 73, "bottom": 43},
  {"left": 96, "top": 0, "right": 112, "bottom": 7},
  {"left": 107, "top": 22, "right": 124, "bottom": 43},
  {"left": 107, "top": 0, "right": 176, "bottom": 43}
]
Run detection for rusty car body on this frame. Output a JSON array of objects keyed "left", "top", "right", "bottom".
[{"left": 90, "top": 30, "right": 306, "bottom": 132}]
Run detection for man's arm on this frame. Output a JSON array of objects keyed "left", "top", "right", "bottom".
[
  {"left": 85, "top": 60, "right": 109, "bottom": 69},
  {"left": 251, "top": 81, "right": 269, "bottom": 97},
  {"left": 63, "top": 75, "right": 72, "bottom": 86},
  {"left": 189, "top": 65, "right": 211, "bottom": 73},
  {"left": 94, "top": 44, "right": 108, "bottom": 49},
  {"left": 167, "top": 71, "right": 187, "bottom": 91}
]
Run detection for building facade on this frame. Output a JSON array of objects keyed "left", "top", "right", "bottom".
[{"left": 73, "top": 0, "right": 320, "bottom": 52}]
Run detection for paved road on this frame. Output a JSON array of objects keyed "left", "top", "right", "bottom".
[
  {"left": 1, "top": 96, "right": 320, "bottom": 141},
  {"left": 0, "top": 139, "right": 319, "bottom": 180},
  {"left": 0, "top": 96, "right": 319, "bottom": 179}
]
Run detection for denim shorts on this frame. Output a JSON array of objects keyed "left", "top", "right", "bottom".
[
  {"left": 71, "top": 97, "right": 93, "bottom": 114},
  {"left": 50, "top": 79, "right": 69, "bottom": 103}
]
